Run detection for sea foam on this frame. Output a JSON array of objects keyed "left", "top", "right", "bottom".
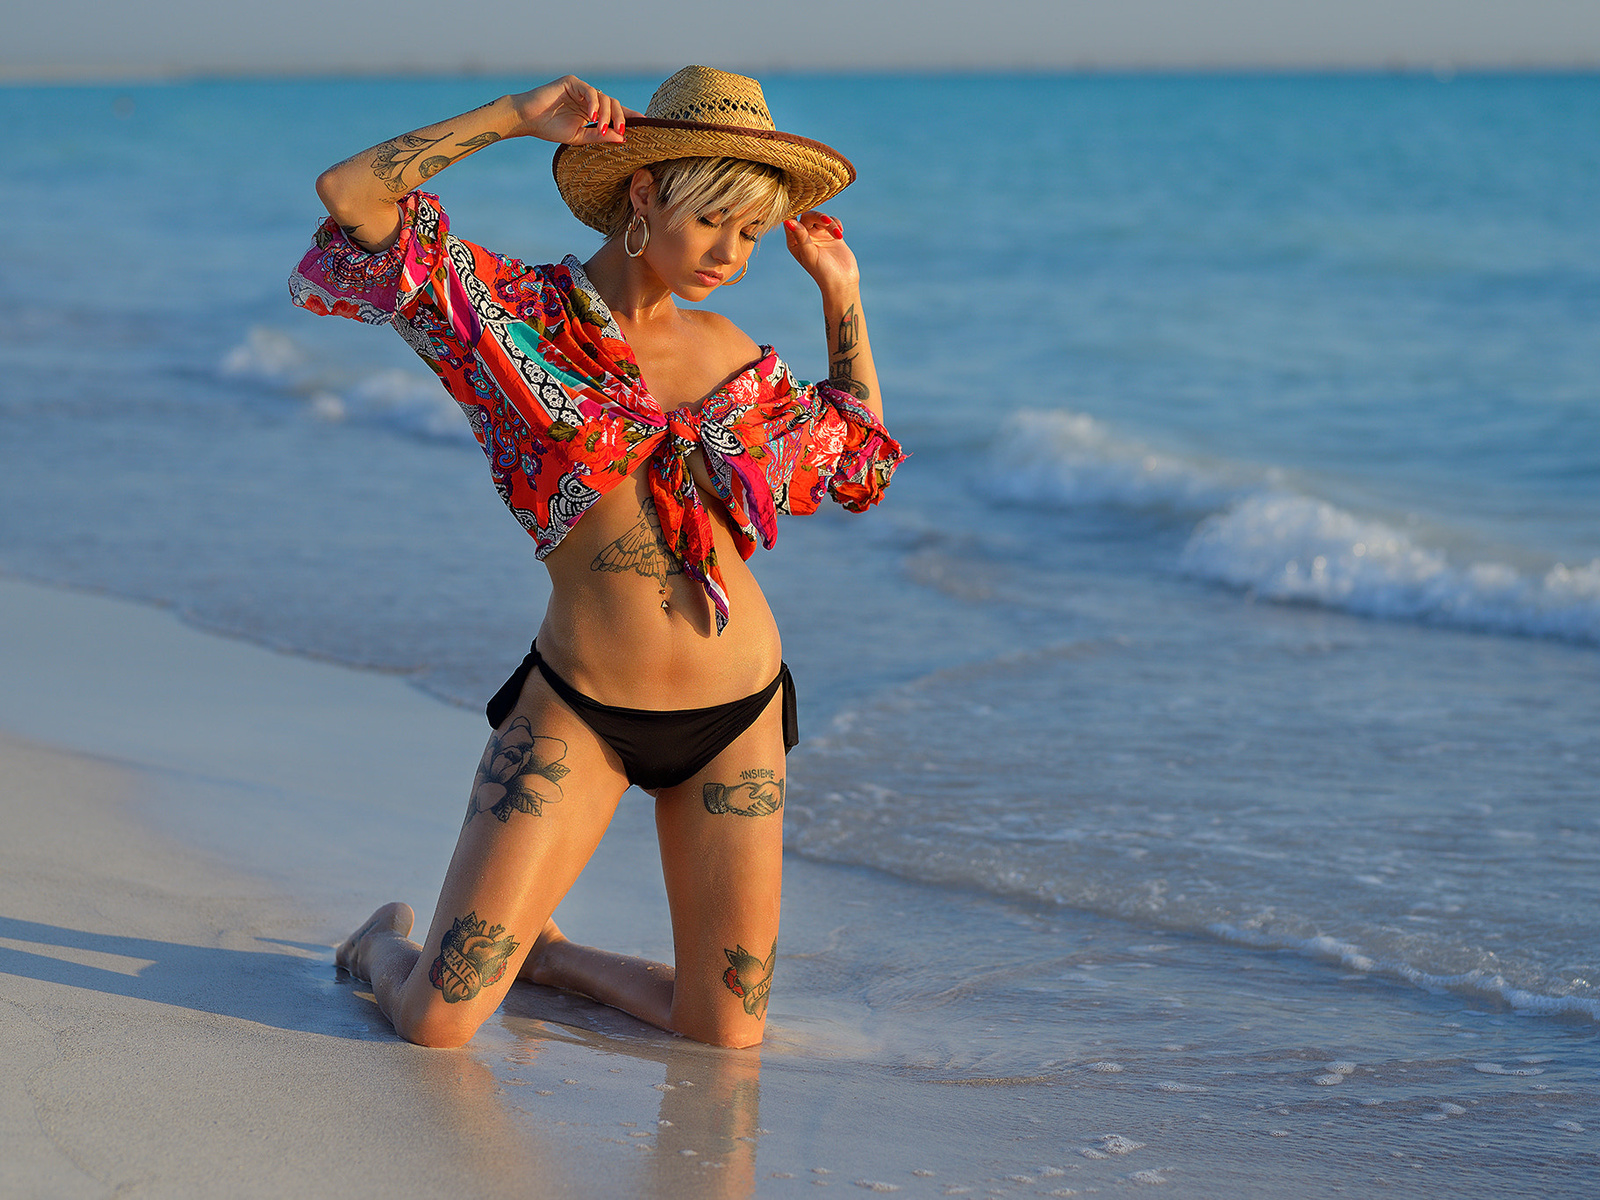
[
  {"left": 981, "top": 409, "right": 1241, "bottom": 514},
  {"left": 985, "top": 407, "right": 1600, "bottom": 646},
  {"left": 220, "top": 326, "right": 476, "bottom": 447},
  {"left": 1180, "top": 492, "right": 1600, "bottom": 645}
]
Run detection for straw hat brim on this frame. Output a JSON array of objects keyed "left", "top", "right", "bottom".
[{"left": 553, "top": 118, "right": 856, "bottom": 234}]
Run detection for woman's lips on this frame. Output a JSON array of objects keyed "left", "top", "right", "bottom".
[{"left": 694, "top": 270, "right": 722, "bottom": 286}]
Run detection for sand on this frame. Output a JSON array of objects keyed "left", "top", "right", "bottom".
[
  {"left": 3, "top": 575, "right": 1596, "bottom": 1199},
  {"left": 0, "top": 578, "right": 1059, "bottom": 1199}
]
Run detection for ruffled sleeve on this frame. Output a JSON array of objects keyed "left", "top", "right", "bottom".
[
  {"left": 794, "top": 382, "right": 905, "bottom": 514},
  {"left": 736, "top": 357, "right": 905, "bottom": 518},
  {"left": 287, "top": 192, "right": 450, "bottom": 326}
]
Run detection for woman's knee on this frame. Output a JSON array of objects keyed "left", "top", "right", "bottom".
[
  {"left": 673, "top": 1007, "right": 767, "bottom": 1049},
  {"left": 389, "top": 990, "right": 486, "bottom": 1050}
]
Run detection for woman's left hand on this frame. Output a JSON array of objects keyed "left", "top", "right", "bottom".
[{"left": 782, "top": 210, "right": 860, "bottom": 295}]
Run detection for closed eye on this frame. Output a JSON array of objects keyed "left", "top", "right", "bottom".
[{"left": 699, "top": 213, "right": 762, "bottom": 243}]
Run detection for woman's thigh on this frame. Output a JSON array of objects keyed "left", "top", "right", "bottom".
[
  {"left": 653, "top": 689, "right": 788, "bottom": 1047},
  {"left": 391, "top": 672, "right": 629, "bottom": 1047}
]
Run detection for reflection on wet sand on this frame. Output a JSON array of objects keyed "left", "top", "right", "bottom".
[
  {"left": 498, "top": 984, "right": 764, "bottom": 1200},
  {"left": 342, "top": 981, "right": 579, "bottom": 1198}
]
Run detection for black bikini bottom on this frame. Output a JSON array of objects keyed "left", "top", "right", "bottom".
[{"left": 486, "top": 641, "right": 799, "bottom": 790}]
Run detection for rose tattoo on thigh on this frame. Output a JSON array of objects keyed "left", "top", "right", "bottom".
[{"left": 465, "top": 716, "right": 571, "bottom": 825}]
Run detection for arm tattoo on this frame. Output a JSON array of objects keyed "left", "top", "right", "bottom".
[
  {"left": 836, "top": 304, "right": 860, "bottom": 354},
  {"left": 369, "top": 130, "right": 503, "bottom": 192},
  {"left": 591, "top": 503, "right": 684, "bottom": 589},
  {"left": 828, "top": 304, "right": 870, "bottom": 400},
  {"left": 370, "top": 131, "right": 452, "bottom": 192},
  {"left": 464, "top": 716, "right": 571, "bottom": 825},
  {"left": 722, "top": 940, "right": 777, "bottom": 1017},
  {"left": 429, "top": 912, "right": 519, "bottom": 1003},
  {"left": 703, "top": 770, "right": 785, "bottom": 817}
]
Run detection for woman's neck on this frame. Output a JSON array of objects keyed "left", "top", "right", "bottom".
[{"left": 583, "top": 238, "right": 679, "bottom": 328}]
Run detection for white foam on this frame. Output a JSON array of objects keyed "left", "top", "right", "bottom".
[
  {"left": 1473, "top": 1062, "right": 1545, "bottom": 1076},
  {"left": 1180, "top": 492, "right": 1600, "bottom": 645},
  {"left": 1097, "top": 1135, "right": 1145, "bottom": 1155},
  {"left": 220, "top": 327, "right": 476, "bottom": 447},
  {"left": 982, "top": 409, "right": 1239, "bottom": 513},
  {"left": 317, "top": 369, "right": 476, "bottom": 445},
  {"left": 1208, "top": 923, "right": 1600, "bottom": 1022},
  {"left": 221, "top": 326, "right": 304, "bottom": 380}
]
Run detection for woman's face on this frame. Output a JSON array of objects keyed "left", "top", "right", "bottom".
[{"left": 640, "top": 194, "right": 765, "bottom": 300}]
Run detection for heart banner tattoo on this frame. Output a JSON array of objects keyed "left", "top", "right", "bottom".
[
  {"left": 721, "top": 940, "right": 777, "bottom": 1017},
  {"left": 428, "top": 912, "right": 519, "bottom": 1004}
]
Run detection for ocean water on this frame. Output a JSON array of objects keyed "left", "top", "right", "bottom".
[{"left": 3, "top": 72, "right": 1598, "bottom": 1190}]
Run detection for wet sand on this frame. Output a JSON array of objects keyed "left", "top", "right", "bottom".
[{"left": 2, "top": 575, "right": 1595, "bottom": 1198}]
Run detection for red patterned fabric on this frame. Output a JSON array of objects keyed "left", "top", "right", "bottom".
[{"left": 289, "top": 193, "right": 904, "bottom": 631}]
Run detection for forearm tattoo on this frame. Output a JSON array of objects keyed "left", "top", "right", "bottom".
[
  {"left": 828, "top": 304, "right": 870, "bottom": 401},
  {"left": 429, "top": 912, "right": 519, "bottom": 1003},
  {"left": 703, "top": 768, "right": 785, "bottom": 817},
  {"left": 368, "top": 129, "right": 502, "bottom": 193},
  {"left": 591, "top": 503, "right": 684, "bottom": 590},
  {"left": 464, "top": 716, "right": 571, "bottom": 825}
]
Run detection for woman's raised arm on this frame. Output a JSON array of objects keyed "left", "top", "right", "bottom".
[
  {"left": 783, "top": 211, "right": 884, "bottom": 424},
  {"left": 315, "top": 76, "right": 634, "bottom": 253}
]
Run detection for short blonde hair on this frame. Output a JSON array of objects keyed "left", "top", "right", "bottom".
[{"left": 603, "top": 157, "right": 791, "bottom": 240}]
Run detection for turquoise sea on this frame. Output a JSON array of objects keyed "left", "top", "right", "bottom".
[{"left": 2, "top": 72, "right": 1598, "bottom": 1193}]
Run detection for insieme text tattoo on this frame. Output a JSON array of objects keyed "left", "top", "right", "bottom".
[
  {"left": 428, "top": 912, "right": 519, "bottom": 1003},
  {"left": 464, "top": 716, "right": 571, "bottom": 825},
  {"left": 827, "top": 303, "right": 870, "bottom": 401},
  {"left": 702, "top": 772, "right": 785, "bottom": 817},
  {"left": 721, "top": 940, "right": 777, "bottom": 1017}
]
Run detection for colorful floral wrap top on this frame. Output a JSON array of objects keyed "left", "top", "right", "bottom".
[{"left": 288, "top": 192, "right": 905, "bottom": 631}]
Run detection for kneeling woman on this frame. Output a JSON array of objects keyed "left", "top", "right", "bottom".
[{"left": 292, "top": 67, "right": 903, "bottom": 1048}]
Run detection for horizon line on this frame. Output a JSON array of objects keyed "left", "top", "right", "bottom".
[{"left": 4, "top": 60, "right": 1600, "bottom": 87}]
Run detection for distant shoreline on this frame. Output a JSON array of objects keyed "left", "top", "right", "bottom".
[{"left": 4, "top": 62, "right": 1598, "bottom": 87}]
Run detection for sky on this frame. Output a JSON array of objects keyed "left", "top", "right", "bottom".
[{"left": 6, "top": 0, "right": 1600, "bottom": 77}]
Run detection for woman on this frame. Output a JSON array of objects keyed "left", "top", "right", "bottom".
[{"left": 292, "top": 67, "right": 903, "bottom": 1049}]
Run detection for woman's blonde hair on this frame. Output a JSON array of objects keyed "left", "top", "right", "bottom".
[{"left": 603, "top": 157, "right": 791, "bottom": 240}]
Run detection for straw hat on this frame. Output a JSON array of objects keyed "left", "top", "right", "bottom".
[{"left": 553, "top": 65, "right": 856, "bottom": 233}]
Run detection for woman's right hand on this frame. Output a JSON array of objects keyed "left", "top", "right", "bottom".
[{"left": 510, "top": 76, "right": 637, "bottom": 145}]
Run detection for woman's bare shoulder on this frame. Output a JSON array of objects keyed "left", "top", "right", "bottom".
[{"left": 686, "top": 308, "right": 763, "bottom": 365}]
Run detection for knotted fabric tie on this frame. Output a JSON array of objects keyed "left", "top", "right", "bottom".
[{"left": 649, "top": 408, "right": 733, "bottom": 632}]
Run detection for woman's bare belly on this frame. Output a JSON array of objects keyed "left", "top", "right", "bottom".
[{"left": 535, "top": 467, "right": 782, "bottom": 709}]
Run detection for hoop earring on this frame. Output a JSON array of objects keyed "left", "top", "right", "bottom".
[
  {"left": 624, "top": 214, "right": 650, "bottom": 258},
  {"left": 724, "top": 261, "right": 749, "bottom": 286}
]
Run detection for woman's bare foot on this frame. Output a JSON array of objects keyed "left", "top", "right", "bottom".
[
  {"left": 335, "top": 901, "right": 414, "bottom": 979},
  {"left": 516, "top": 917, "right": 569, "bottom": 986}
]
